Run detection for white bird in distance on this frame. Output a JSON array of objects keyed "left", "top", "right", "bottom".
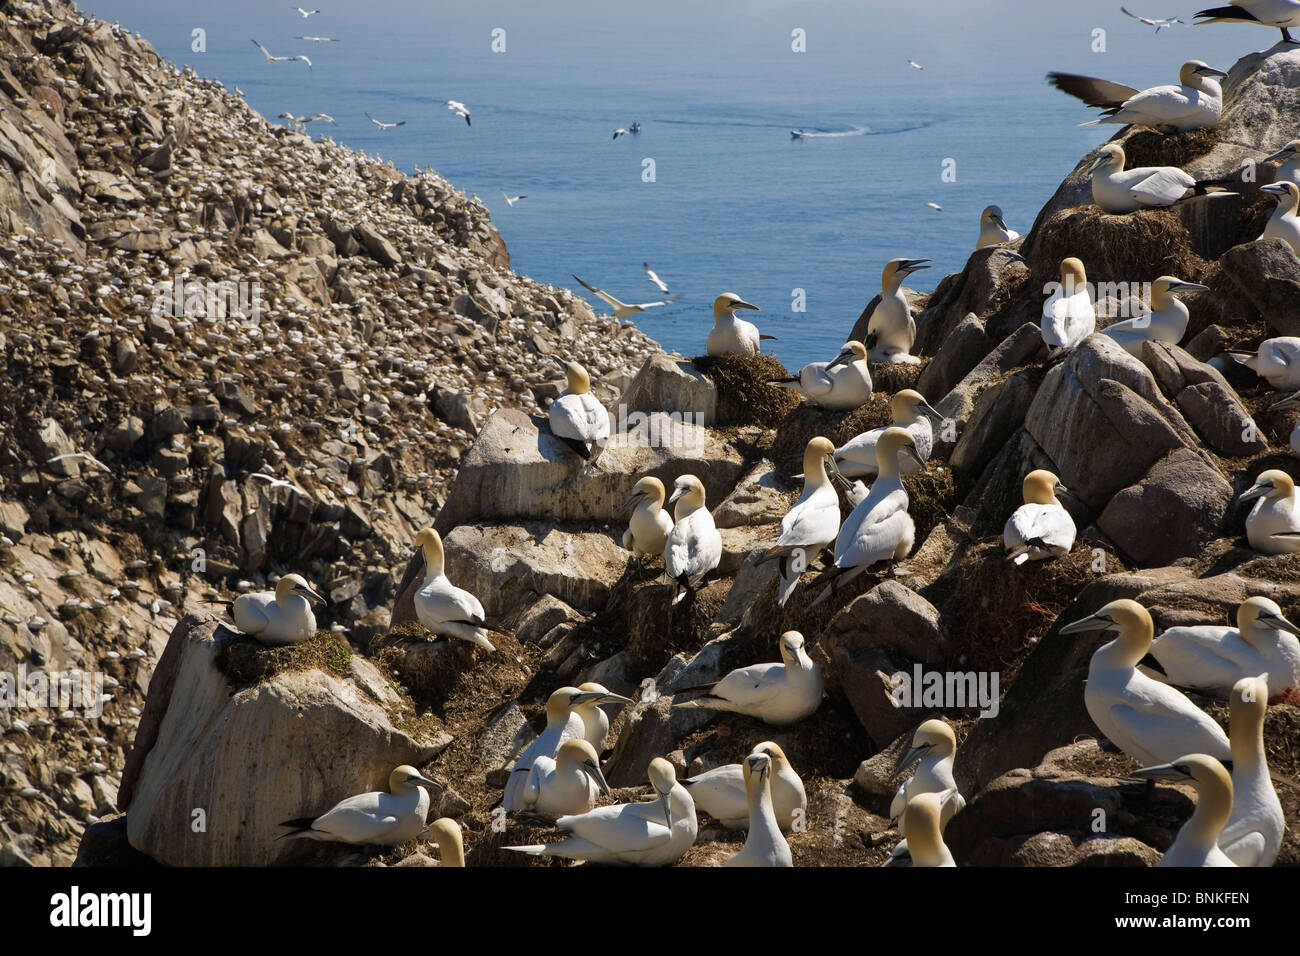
[
  {"left": 501, "top": 192, "right": 526, "bottom": 206},
  {"left": 366, "top": 112, "right": 405, "bottom": 131},
  {"left": 252, "top": 39, "right": 312, "bottom": 70},
  {"left": 643, "top": 263, "right": 670, "bottom": 293},
  {"left": 1120, "top": 7, "right": 1183, "bottom": 31},
  {"left": 572, "top": 274, "right": 681, "bottom": 318},
  {"left": 292, "top": 6, "right": 321, "bottom": 17},
  {"left": 447, "top": 100, "right": 471, "bottom": 125}
]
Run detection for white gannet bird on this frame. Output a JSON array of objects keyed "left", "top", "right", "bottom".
[
  {"left": 1048, "top": 61, "right": 1226, "bottom": 131},
  {"left": 1090, "top": 143, "right": 1203, "bottom": 213},
  {"left": 833, "top": 390, "right": 938, "bottom": 479},
  {"left": 505, "top": 758, "right": 697, "bottom": 866},
  {"left": 292, "top": 6, "right": 321, "bottom": 17},
  {"left": 231, "top": 573, "right": 325, "bottom": 645},
  {"left": 1060, "top": 600, "right": 1232, "bottom": 765},
  {"left": 622, "top": 476, "right": 674, "bottom": 559},
  {"left": 664, "top": 475, "right": 722, "bottom": 606},
  {"left": 571, "top": 274, "right": 680, "bottom": 318},
  {"left": 724, "top": 751, "right": 793, "bottom": 867},
  {"left": 574, "top": 682, "right": 634, "bottom": 752},
  {"left": 1041, "top": 257, "right": 1096, "bottom": 350},
  {"left": 865, "top": 258, "right": 930, "bottom": 364},
  {"left": 425, "top": 817, "right": 465, "bottom": 866},
  {"left": 1131, "top": 754, "right": 1237, "bottom": 867},
  {"left": 643, "top": 262, "right": 670, "bottom": 293},
  {"left": 885, "top": 719, "right": 965, "bottom": 866},
  {"left": 769, "top": 341, "right": 873, "bottom": 410},
  {"left": 519, "top": 738, "right": 611, "bottom": 819},
  {"left": 1101, "top": 276, "right": 1209, "bottom": 357},
  {"left": 1219, "top": 675, "right": 1284, "bottom": 867},
  {"left": 900, "top": 792, "right": 956, "bottom": 867},
  {"left": 1264, "top": 139, "right": 1300, "bottom": 186},
  {"left": 705, "top": 292, "right": 772, "bottom": 356},
  {"left": 251, "top": 39, "right": 312, "bottom": 69},
  {"left": 1226, "top": 337, "right": 1300, "bottom": 389},
  {"left": 674, "top": 631, "right": 823, "bottom": 726},
  {"left": 1003, "top": 469, "right": 1076, "bottom": 565},
  {"left": 1195, "top": 0, "right": 1300, "bottom": 42},
  {"left": 279, "top": 765, "right": 438, "bottom": 845},
  {"left": 812, "top": 428, "right": 922, "bottom": 606},
  {"left": 365, "top": 112, "right": 405, "bottom": 131},
  {"left": 1261, "top": 181, "right": 1300, "bottom": 255},
  {"left": 761, "top": 437, "right": 842, "bottom": 606},
  {"left": 612, "top": 127, "right": 629, "bottom": 140},
  {"left": 412, "top": 527, "right": 495, "bottom": 651},
  {"left": 908, "top": 59, "right": 924, "bottom": 69},
  {"left": 447, "top": 100, "right": 471, "bottom": 125},
  {"left": 681, "top": 741, "right": 806, "bottom": 831},
  {"left": 1122, "top": 7, "right": 1185, "bottom": 31},
  {"left": 976, "top": 205, "right": 1020, "bottom": 249},
  {"left": 548, "top": 360, "right": 611, "bottom": 462},
  {"left": 1146, "top": 597, "right": 1300, "bottom": 698},
  {"left": 503, "top": 686, "right": 609, "bottom": 812},
  {"left": 1239, "top": 469, "right": 1300, "bottom": 552},
  {"left": 926, "top": 202, "right": 942, "bottom": 211},
  {"left": 295, "top": 35, "right": 338, "bottom": 42},
  {"left": 303, "top": 113, "right": 335, "bottom": 125},
  {"left": 501, "top": 191, "right": 526, "bottom": 206}
]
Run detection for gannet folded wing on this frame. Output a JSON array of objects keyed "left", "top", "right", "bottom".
[
  {"left": 1129, "top": 167, "right": 1197, "bottom": 206},
  {"left": 1101, "top": 684, "right": 1231, "bottom": 764}
]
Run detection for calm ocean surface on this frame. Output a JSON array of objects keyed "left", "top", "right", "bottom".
[{"left": 90, "top": 0, "right": 1259, "bottom": 369}]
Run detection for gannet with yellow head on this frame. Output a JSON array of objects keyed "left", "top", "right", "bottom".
[
  {"left": 724, "top": 750, "right": 793, "bottom": 866},
  {"left": 1041, "top": 257, "right": 1095, "bottom": 350},
  {"left": 769, "top": 341, "right": 873, "bottom": 410},
  {"left": 1218, "top": 675, "right": 1284, "bottom": 866},
  {"left": 1194, "top": 1, "right": 1300, "bottom": 44},
  {"left": 1061, "top": 600, "right": 1231, "bottom": 765},
  {"left": 1132, "top": 754, "right": 1237, "bottom": 867},
  {"left": 1226, "top": 337, "right": 1300, "bottom": 390},
  {"left": 674, "top": 631, "right": 823, "bottom": 726},
  {"left": 231, "top": 572, "right": 325, "bottom": 645},
  {"left": 1003, "top": 469, "right": 1076, "bottom": 564},
  {"left": 412, "top": 528, "right": 496, "bottom": 651},
  {"left": 1239, "top": 469, "right": 1300, "bottom": 552},
  {"left": 899, "top": 791, "right": 955, "bottom": 867},
  {"left": 548, "top": 360, "right": 611, "bottom": 462},
  {"left": 573, "top": 681, "right": 634, "bottom": 752},
  {"left": 865, "top": 258, "right": 929, "bottom": 364},
  {"left": 832, "top": 390, "right": 938, "bottom": 479},
  {"left": 976, "top": 205, "right": 1019, "bottom": 249},
  {"left": 663, "top": 474, "right": 722, "bottom": 606},
  {"left": 503, "top": 686, "right": 611, "bottom": 812},
  {"left": 1063, "top": 60, "right": 1227, "bottom": 131},
  {"left": 278, "top": 764, "right": 439, "bottom": 845},
  {"left": 1146, "top": 597, "right": 1300, "bottom": 698},
  {"left": 884, "top": 719, "right": 965, "bottom": 866},
  {"left": 706, "top": 292, "right": 770, "bottom": 356},
  {"left": 681, "top": 741, "right": 807, "bottom": 831},
  {"left": 520, "top": 738, "right": 611, "bottom": 819},
  {"left": 1261, "top": 181, "right": 1300, "bottom": 256},
  {"left": 1100, "top": 276, "right": 1208, "bottom": 357},
  {"left": 760, "top": 437, "right": 842, "bottom": 606},
  {"left": 426, "top": 817, "right": 465, "bottom": 866},
  {"left": 1089, "top": 143, "right": 1197, "bottom": 214},
  {"left": 1264, "top": 139, "right": 1300, "bottom": 186},
  {"left": 621, "top": 476, "right": 674, "bottom": 558}
]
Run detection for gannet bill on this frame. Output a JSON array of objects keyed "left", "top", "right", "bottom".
[
  {"left": 865, "top": 258, "right": 929, "bottom": 364},
  {"left": 501, "top": 191, "right": 526, "bottom": 206},
  {"left": 425, "top": 817, "right": 465, "bottom": 866},
  {"left": 663, "top": 475, "right": 722, "bottom": 606},
  {"left": 760, "top": 437, "right": 842, "bottom": 607},
  {"left": 1121, "top": 7, "right": 1185, "bottom": 30},
  {"left": 643, "top": 262, "right": 670, "bottom": 294},
  {"left": 1101, "top": 276, "right": 1208, "bottom": 356},
  {"left": 295, "top": 35, "right": 338, "bottom": 42},
  {"left": 1145, "top": 597, "right": 1300, "bottom": 698},
  {"left": 574, "top": 682, "right": 634, "bottom": 752},
  {"left": 1131, "top": 755, "right": 1237, "bottom": 867},
  {"left": 292, "top": 6, "right": 321, "bottom": 16},
  {"left": 1003, "top": 469, "right": 1077, "bottom": 564},
  {"left": 231, "top": 572, "right": 325, "bottom": 645},
  {"left": 768, "top": 341, "right": 873, "bottom": 410},
  {"left": 505, "top": 758, "right": 697, "bottom": 866},
  {"left": 976, "top": 205, "right": 1020, "bottom": 249},
  {"left": 1239, "top": 469, "right": 1300, "bottom": 552},
  {"left": 1219, "top": 676, "right": 1284, "bottom": 866},
  {"left": 571, "top": 274, "right": 681, "bottom": 318},
  {"left": 1226, "top": 337, "right": 1300, "bottom": 389},
  {"left": 681, "top": 741, "right": 807, "bottom": 831},
  {"left": 673, "top": 631, "right": 823, "bottom": 726},
  {"left": 1052, "top": 61, "right": 1226, "bottom": 131},
  {"left": 885, "top": 719, "right": 965, "bottom": 866},
  {"left": 908, "top": 59, "right": 924, "bottom": 69},
  {"left": 1090, "top": 144, "right": 1206, "bottom": 213},
  {"left": 1263, "top": 139, "right": 1300, "bottom": 185},
  {"left": 706, "top": 293, "right": 773, "bottom": 356},
  {"left": 412, "top": 527, "right": 496, "bottom": 651},
  {"left": 1261, "top": 181, "right": 1300, "bottom": 255},
  {"left": 724, "top": 751, "right": 793, "bottom": 867},
  {"left": 279, "top": 765, "right": 438, "bottom": 845},
  {"left": 447, "top": 100, "right": 471, "bottom": 125},
  {"left": 520, "top": 739, "right": 610, "bottom": 819},
  {"left": 1041, "top": 257, "right": 1096, "bottom": 350},
  {"left": 621, "top": 476, "right": 674, "bottom": 559},
  {"left": 832, "top": 390, "right": 938, "bottom": 479},
  {"left": 548, "top": 360, "right": 611, "bottom": 462},
  {"left": 1194, "top": 0, "right": 1300, "bottom": 43},
  {"left": 1060, "top": 600, "right": 1232, "bottom": 765},
  {"left": 811, "top": 428, "right": 922, "bottom": 607},
  {"left": 612, "top": 127, "right": 628, "bottom": 140},
  {"left": 503, "top": 687, "right": 609, "bottom": 812},
  {"left": 900, "top": 792, "right": 956, "bottom": 867},
  {"left": 365, "top": 112, "right": 406, "bottom": 131},
  {"left": 251, "top": 39, "right": 313, "bottom": 69}
]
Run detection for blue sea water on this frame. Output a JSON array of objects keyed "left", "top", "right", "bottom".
[{"left": 88, "top": 0, "right": 1261, "bottom": 370}]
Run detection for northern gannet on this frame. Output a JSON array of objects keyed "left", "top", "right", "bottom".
[
  {"left": 571, "top": 274, "right": 681, "bottom": 318},
  {"left": 279, "top": 765, "right": 438, "bottom": 845},
  {"left": 1239, "top": 469, "right": 1300, "bottom": 552},
  {"left": 1226, "top": 337, "right": 1300, "bottom": 389},
  {"left": 769, "top": 341, "right": 873, "bottom": 410},
  {"left": 612, "top": 127, "right": 628, "bottom": 140},
  {"left": 1090, "top": 144, "right": 1199, "bottom": 213},
  {"left": 1122, "top": 7, "right": 1185, "bottom": 31},
  {"left": 643, "top": 262, "right": 670, "bottom": 293},
  {"left": 1048, "top": 61, "right": 1226, "bottom": 131},
  {"left": 865, "top": 258, "right": 930, "bottom": 364},
  {"left": 1003, "top": 469, "right": 1076, "bottom": 564},
  {"left": 366, "top": 113, "right": 405, "bottom": 131},
  {"left": 412, "top": 527, "right": 496, "bottom": 651},
  {"left": 832, "top": 389, "right": 938, "bottom": 479},
  {"left": 505, "top": 758, "right": 697, "bottom": 865},
  {"left": 976, "top": 205, "right": 1020, "bottom": 249},
  {"left": 251, "top": 39, "right": 312, "bottom": 70},
  {"left": 501, "top": 192, "right": 526, "bottom": 206},
  {"left": 1146, "top": 597, "right": 1300, "bottom": 697},
  {"left": 520, "top": 738, "right": 611, "bottom": 819},
  {"left": 548, "top": 360, "right": 611, "bottom": 461},
  {"left": 724, "top": 751, "right": 793, "bottom": 867},
  {"left": 574, "top": 682, "right": 634, "bottom": 752},
  {"left": 232, "top": 573, "right": 325, "bottom": 645},
  {"left": 1100, "top": 276, "right": 1209, "bottom": 356},
  {"left": 1261, "top": 181, "right": 1300, "bottom": 255},
  {"left": 295, "top": 35, "right": 338, "bottom": 42},
  {"left": 1131, "top": 754, "right": 1237, "bottom": 867},
  {"left": 1264, "top": 139, "right": 1300, "bottom": 185},
  {"left": 664, "top": 475, "right": 722, "bottom": 606},
  {"left": 292, "top": 6, "right": 321, "bottom": 17},
  {"left": 447, "top": 100, "right": 471, "bottom": 125},
  {"left": 674, "top": 631, "right": 823, "bottom": 726},
  {"left": 885, "top": 719, "right": 965, "bottom": 866},
  {"left": 1219, "top": 675, "right": 1284, "bottom": 866},
  {"left": 908, "top": 59, "right": 924, "bottom": 69},
  {"left": 900, "top": 792, "right": 956, "bottom": 867},
  {"left": 1061, "top": 600, "right": 1232, "bottom": 765},
  {"left": 426, "top": 817, "right": 465, "bottom": 866},
  {"left": 761, "top": 437, "right": 841, "bottom": 606},
  {"left": 622, "top": 476, "right": 674, "bottom": 558},
  {"left": 504, "top": 687, "right": 608, "bottom": 812},
  {"left": 706, "top": 292, "right": 772, "bottom": 356},
  {"left": 681, "top": 741, "right": 807, "bottom": 831},
  {"left": 1194, "top": 0, "right": 1300, "bottom": 42},
  {"left": 1041, "top": 257, "right": 1095, "bottom": 350},
  {"left": 812, "top": 428, "right": 922, "bottom": 606}
]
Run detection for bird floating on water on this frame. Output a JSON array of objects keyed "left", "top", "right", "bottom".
[
  {"left": 1101, "top": 276, "right": 1208, "bottom": 356},
  {"left": 1131, "top": 754, "right": 1237, "bottom": 867},
  {"left": 674, "top": 631, "right": 823, "bottom": 725},
  {"left": 572, "top": 274, "right": 681, "bottom": 318},
  {"left": 1049, "top": 61, "right": 1225, "bottom": 131},
  {"left": 865, "top": 258, "right": 929, "bottom": 364},
  {"left": 232, "top": 572, "right": 325, "bottom": 645},
  {"left": 976, "top": 205, "right": 1020, "bottom": 248},
  {"left": 548, "top": 360, "right": 611, "bottom": 462},
  {"left": 682, "top": 741, "right": 806, "bottom": 831},
  {"left": 769, "top": 341, "right": 872, "bottom": 410},
  {"left": 412, "top": 527, "right": 496, "bottom": 651},
  {"left": 664, "top": 475, "right": 722, "bottom": 605},
  {"left": 725, "top": 750, "right": 793, "bottom": 867},
  {"left": 251, "top": 39, "right": 312, "bottom": 70},
  {"left": 279, "top": 765, "right": 439, "bottom": 845},
  {"left": 706, "top": 293, "right": 773, "bottom": 356},
  {"left": 1003, "top": 469, "right": 1076, "bottom": 564}
]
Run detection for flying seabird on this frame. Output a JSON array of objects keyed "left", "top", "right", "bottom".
[
  {"left": 366, "top": 112, "right": 405, "bottom": 131},
  {"left": 252, "top": 39, "right": 312, "bottom": 70},
  {"left": 501, "top": 192, "right": 526, "bottom": 206},
  {"left": 292, "top": 6, "right": 321, "bottom": 17},
  {"left": 925, "top": 201, "right": 942, "bottom": 211},
  {"left": 1121, "top": 7, "right": 1185, "bottom": 31},
  {"left": 447, "top": 100, "right": 471, "bottom": 125},
  {"left": 908, "top": 59, "right": 924, "bottom": 69},
  {"left": 643, "top": 262, "right": 670, "bottom": 293},
  {"left": 571, "top": 274, "right": 681, "bottom": 318},
  {"left": 1047, "top": 61, "right": 1226, "bottom": 131},
  {"left": 612, "top": 127, "right": 628, "bottom": 140},
  {"left": 295, "top": 35, "right": 338, "bottom": 42}
]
